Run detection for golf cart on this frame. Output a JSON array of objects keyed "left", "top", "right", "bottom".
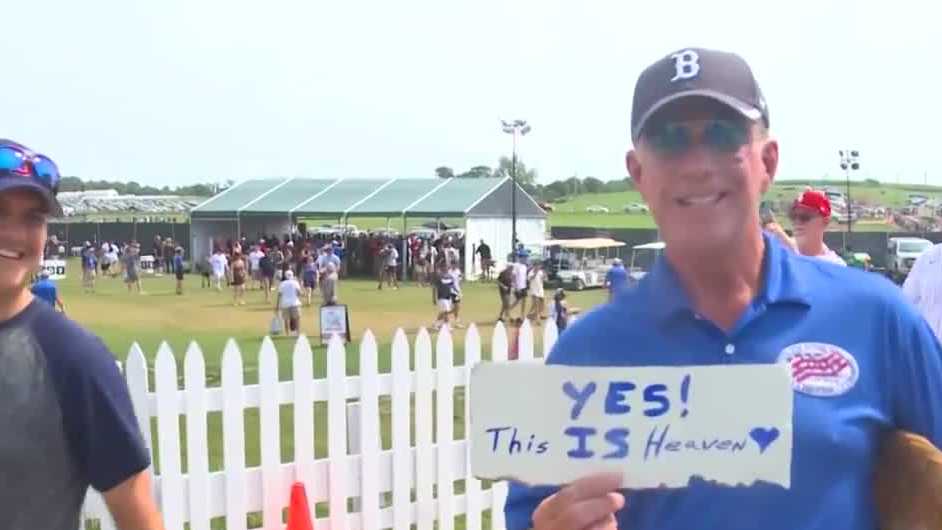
[
  {"left": 542, "top": 238, "right": 626, "bottom": 290},
  {"left": 628, "top": 241, "right": 665, "bottom": 284}
]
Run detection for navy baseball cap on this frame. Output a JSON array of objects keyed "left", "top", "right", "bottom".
[
  {"left": 0, "top": 139, "right": 62, "bottom": 216},
  {"left": 630, "top": 48, "right": 770, "bottom": 141}
]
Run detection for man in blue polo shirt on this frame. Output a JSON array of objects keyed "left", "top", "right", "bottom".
[
  {"left": 505, "top": 48, "right": 942, "bottom": 530},
  {"left": 31, "top": 269, "right": 65, "bottom": 312},
  {"left": 603, "top": 258, "right": 628, "bottom": 302}
]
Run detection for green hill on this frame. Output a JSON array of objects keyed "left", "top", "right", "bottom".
[{"left": 547, "top": 180, "right": 942, "bottom": 230}]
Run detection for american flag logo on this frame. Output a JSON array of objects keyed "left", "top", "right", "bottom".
[
  {"left": 778, "top": 342, "right": 858, "bottom": 396},
  {"left": 790, "top": 350, "right": 851, "bottom": 383}
]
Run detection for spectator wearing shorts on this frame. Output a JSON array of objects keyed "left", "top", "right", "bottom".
[
  {"left": 248, "top": 245, "right": 264, "bottom": 290},
  {"left": 302, "top": 255, "right": 317, "bottom": 306},
  {"left": 259, "top": 249, "right": 276, "bottom": 302},
  {"left": 209, "top": 249, "right": 228, "bottom": 291},
  {"left": 276, "top": 270, "right": 302, "bottom": 336},
  {"left": 123, "top": 243, "right": 144, "bottom": 294},
  {"left": 496, "top": 264, "right": 514, "bottom": 322},
  {"left": 81, "top": 244, "right": 97, "bottom": 293},
  {"left": 230, "top": 252, "right": 247, "bottom": 306},
  {"left": 100, "top": 241, "right": 112, "bottom": 276},
  {"left": 321, "top": 261, "right": 339, "bottom": 305},
  {"left": 174, "top": 247, "right": 185, "bottom": 295},
  {"left": 448, "top": 265, "right": 464, "bottom": 329},
  {"left": 378, "top": 243, "right": 399, "bottom": 290},
  {"left": 509, "top": 257, "right": 529, "bottom": 319},
  {"left": 527, "top": 261, "right": 546, "bottom": 322},
  {"left": 432, "top": 263, "right": 455, "bottom": 331},
  {"left": 475, "top": 239, "right": 493, "bottom": 280}
]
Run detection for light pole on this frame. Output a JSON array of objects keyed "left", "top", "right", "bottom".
[
  {"left": 839, "top": 149, "right": 861, "bottom": 253},
  {"left": 501, "top": 119, "right": 531, "bottom": 254}
]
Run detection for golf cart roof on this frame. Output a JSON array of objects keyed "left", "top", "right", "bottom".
[
  {"left": 632, "top": 241, "right": 666, "bottom": 250},
  {"left": 890, "top": 237, "right": 932, "bottom": 243},
  {"left": 542, "top": 238, "right": 627, "bottom": 249}
]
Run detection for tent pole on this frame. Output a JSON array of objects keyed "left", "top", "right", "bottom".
[{"left": 401, "top": 214, "right": 408, "bottom": 282}]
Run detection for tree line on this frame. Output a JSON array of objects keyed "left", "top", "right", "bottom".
[{"left": 435, "top": 158, "right": 633, "bottom": 202}]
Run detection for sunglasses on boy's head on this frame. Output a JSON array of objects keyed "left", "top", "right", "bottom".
[
  {"left": 640, "top": 118, "right": 752, "bottom": 156},
  {"left": 0, "top": 142, "right": 61, "bottom": 194}
]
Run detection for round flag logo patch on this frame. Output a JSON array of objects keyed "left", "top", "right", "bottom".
[{"left": 777, "top": 342, "right": 859, "bottom": 397}]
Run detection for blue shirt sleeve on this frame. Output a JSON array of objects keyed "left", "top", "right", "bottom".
[
  {"left": 885, "top": 293, "right": 942, "bottom": 444},
  {"left": 40, "top": 317, "right": 151, "bottom": 492}
]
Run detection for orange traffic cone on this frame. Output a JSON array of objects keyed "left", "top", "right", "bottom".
[{"left": 286, "top": 481, "right": 314, "bottom": 530}]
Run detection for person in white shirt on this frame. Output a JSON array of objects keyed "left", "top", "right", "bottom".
[
  {"left": 444, "top": 242, "right": 460, "bottom": 269},
  {"left": 447, "top": 265, "right": 464, "bottom": 328},
  {"left": 527, "top": 261, "right": 546, "bottom": 322},
  {"left": 209, "top": 249, "right": 229, "bottom": 291},
  {"left": 275, "top": 270, "right": 303, "bottom": 336},
  {"left": 378, "top": 243, "right": 400, "bottom": 290},
  {"left": 248, "top": 246, "right": 264, "bottom": 290},
  {"left": 509, "top": 257, "right": 530, "bottom": 319},
  {"left": 903, "top": 243, "right": 942, "bottom": 341},
  {"left": 766, "top": 188, "right": 846, "bottom": 266}
]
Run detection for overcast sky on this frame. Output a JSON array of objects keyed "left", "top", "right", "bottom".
[{"left": 3, "top": 0, "right": 940, "bottom": 187}]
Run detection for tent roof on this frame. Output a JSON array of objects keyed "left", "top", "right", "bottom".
[{"left": 191, "top": 177, "right": 546, "bottom": 219}]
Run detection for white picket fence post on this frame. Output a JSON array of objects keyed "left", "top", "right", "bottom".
[{"left": 80, "top": 319, "right": 560, "bottom": 530}]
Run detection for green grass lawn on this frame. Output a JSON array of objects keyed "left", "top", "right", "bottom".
[{"left": 65, "top": 262, "right": 605, "bottom": 529}]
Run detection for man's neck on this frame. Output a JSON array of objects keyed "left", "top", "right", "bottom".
[
  {"left": 0, "top": 288, "right": 33, "bottom": 323},
  {"left": 798, "top": 238, "right": 826, "bottom": 257},
  {"left": 665, "top": 230, "right": 766, "bottom": 332}
]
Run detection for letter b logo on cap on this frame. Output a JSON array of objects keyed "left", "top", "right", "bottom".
[{"left": 670, "top": 49, "right": 700, "bottom": 82}]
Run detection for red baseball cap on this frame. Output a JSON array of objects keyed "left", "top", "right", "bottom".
[{"left": 792, "top": 188, "right": 831, "bottom": 218}]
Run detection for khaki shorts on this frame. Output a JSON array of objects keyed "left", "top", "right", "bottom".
[{"left": 282, "top": 306, "right": 301, "bottom": 331}]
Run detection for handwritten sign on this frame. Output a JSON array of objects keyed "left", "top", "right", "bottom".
[
  {"left": 470, "top": 363, "right": 793, "bottom": 489},
  {"left": 41, "top": 259, "right": 66, "bottom": 280},
  {"left": 140, "top": 255, "right": 156, "bottom": 274}
]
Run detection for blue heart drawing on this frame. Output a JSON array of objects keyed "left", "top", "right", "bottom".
[{"left": 749, "top": 427, "right": 780, "bottom": 454}]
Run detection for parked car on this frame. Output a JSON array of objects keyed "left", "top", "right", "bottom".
[
  {"left": 623, "top": 203, "right": 649, "bottom": 214},
  {"left": 585, "top": 205, "right": 610, "bottom": 214},
  {"left": 887, "top": 237, "right": 933, "bottom": 282}
]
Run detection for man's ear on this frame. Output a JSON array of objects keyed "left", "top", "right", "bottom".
[
  {"left": 627, "top": 150, "right": 642, "bottom": 186},
  {"left": 759, "top": 138, "right": 779, "bottom": 194}
]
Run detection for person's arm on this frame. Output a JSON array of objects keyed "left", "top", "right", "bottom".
[
  {"left": 764, "top": 222, "right": 798, "bottom": 252},
  {"left": 103, "top": 472, "right": 165, "bottom": 530},
  {"left": 47, "top": 330, "right": 163, "bottom": 530},
  {"left": 56, "top": 296, "right": 65, "bottom": 312},
  {"left": 902, "top": 251, "right": 927, "bottom": 306},
  {"left": 275, "top": 291, "right": 282, "bottom": 312}
]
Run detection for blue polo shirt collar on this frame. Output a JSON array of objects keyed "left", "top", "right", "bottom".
[{"left": 643, "top": 232, "right": 812, "bottom": 321}]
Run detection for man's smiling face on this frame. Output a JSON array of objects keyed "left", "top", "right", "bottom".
[{"left": 0, "top": 188, "right": 48, "bottom": 295}]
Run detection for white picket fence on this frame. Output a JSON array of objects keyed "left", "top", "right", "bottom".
[{"left": 81, "top": 319, "right": 558, "bottom": 530}]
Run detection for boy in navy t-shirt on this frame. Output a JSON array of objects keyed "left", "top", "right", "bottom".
[{"left": 0, "top": 139, "right": 163, "bottom": 530}]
